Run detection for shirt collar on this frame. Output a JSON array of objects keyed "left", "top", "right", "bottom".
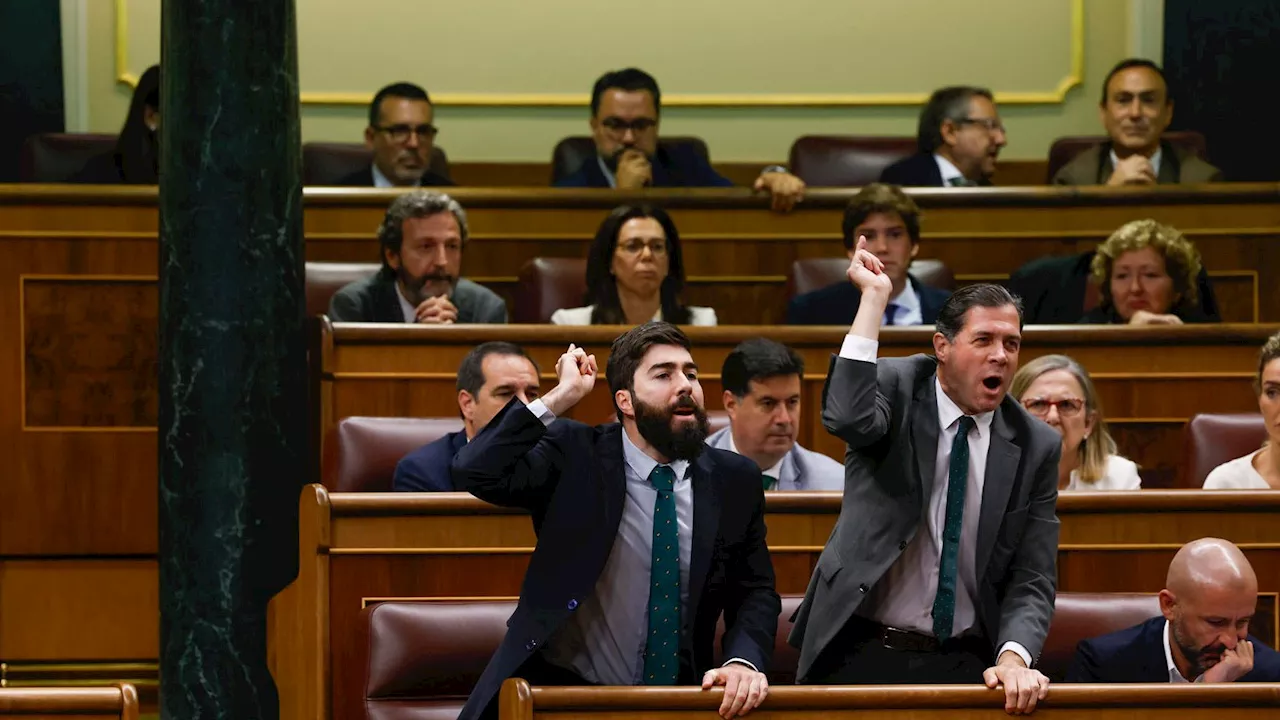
[
  {"left": 596, "top": 155, "right": 618, "bottom": 189},
  {"left": 621, "top": 424, "right": 690, "bottom": 485},
  {"left": 1110, "top": 146, "right": 1163, "bottom": 176},
  {"left": 934, "top": 376, "right": 995, "bottom": 436},
  {"left": 933, "top": 154, "right": 966, "bottom": 185},
  {"left": 394, "top": 280, "right": 417, "bottom": 323},
  {"left": 726, "top": 430, "right": 784, "bottom": 479},
  {"left": 371, "top": 163, "right": 422, "bottom": 189},
  {"left": 1164, "top": 620, "right": 1200, "bottom": 683},
  {"left": 889, "top": 277, "right": 921, "bottom": 313}
]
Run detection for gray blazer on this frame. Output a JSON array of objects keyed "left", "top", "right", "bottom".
[
  {"left": 1052, "top": 141, "right": 1223, "bottom": 185},
  {"left": 788, "top": 354, "right": 1061, "bottom": 681},
  {"left": 705, "top": 427, "right": 844, "bottom": 491},
  {"left": 327, "top": 273, "right": 508, "bottom": 324}
]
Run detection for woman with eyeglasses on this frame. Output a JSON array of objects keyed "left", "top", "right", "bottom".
[
  {"left": 1010, "top": 354, "right": 1140, "bottom": 491},
  {"left": 551, "top": 205, "right": 717, "bottom": 326}
]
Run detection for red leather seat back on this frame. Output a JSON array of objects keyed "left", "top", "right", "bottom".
[
  {"left": 1179, "top": 413, "right": 1266, "bottom": 488},
  {"left": 323, "top": 416, "right": 465, "bottom": 492},
  {"left": 305, "top": 262, "right": 382, "bottom": 318},
  {"left": 1046, "top": 131, "right": 1207, "bottom": 183},
  {"left": 513, "top": 258, "right": 588, "bottom": 323},
  {"left": 302, "top": 142, "right": 451, "bottom": 185},
  {"left": 786, "top": 258, "right": 955, "bottom": 302},
  {"left": 788, "top": 136, "right": 917, "bottom": 187},
  {"left": 1039, "top": 592, "right": 1160, "bottom": 680},
  {"left": 18, "top": 133, "right": 117, "bottom": 182}
]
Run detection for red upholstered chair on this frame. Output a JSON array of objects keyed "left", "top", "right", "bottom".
[
  {"left": 1179, "top": 413, "right": 1267, "bottom": 488},
  {"left": 1045, "top": 131, "right": 1208, "bottom": 183},
  {"left": 549, "top": 137, "right": 711, "bottom": 185},
  {"left": 787, "top": 136, "right": 918, "bottom": 187},
  {"left": 305, "top": 262, "right": 381, "bottom": 318},
  {"left": 1039, "top": 592, "right": 1160, "bottom": 680},
  {"left": 786, "top": 257, "right": 954, "bottom": 302},
  {"left": 301, "top": 142, "right": 452, "bottom": 185},
  {"left": 323, "top": 416, "right": 464, "bottom": 492},
  {"left": 513, "top": 258, "right": 588, "bottom": 323},
  {"left": 18, "top": 133, "right": 117, "bottom": 182}
]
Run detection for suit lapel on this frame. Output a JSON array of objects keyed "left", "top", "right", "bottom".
[
  {"left": 687, "top": 450, "right": 722, "bottom": 624},
  {"left": 1157, "top": 142, "right": 1180, "bottom": 184},
  {"left": 598, "top": 425, "right": 628, "bottom": 552},
  {"left": 977, "top": 404, "right": 1021, "bottom": 582},
  {"left": 372, "top": 276, "right": 407, "bottom": 323},
  {"left": 910, "top": 373, "right": 940, "bottom": 499},
  {"left": 778, "top": 449, "right": 801, "bottom": 490}
]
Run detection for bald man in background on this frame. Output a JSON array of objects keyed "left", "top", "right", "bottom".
[{"left": 1066, "top": 538, "right": 1280, "bottom": 682}]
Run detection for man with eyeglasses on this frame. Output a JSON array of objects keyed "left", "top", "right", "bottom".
[
  {"left": 556, "top": 68, "right": 806, "bottom": 212},
  {"left": 333, "top": 82, "right": 455, "bottom": 188},
  {"left": 881, "top": 86, "right": 1007, "bottom": 187}
]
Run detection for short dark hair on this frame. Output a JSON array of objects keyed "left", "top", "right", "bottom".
[
  {"left": 607, "top": 322, "right": 691, "bottom": 419},
  {"left": 585, "top": 205, "right": 691, "bottom": 325},
  {"left": 590, "top": 68, "right": 662, "bottom": 117},
  {"left": 1100, "top": 59, "right": 1169, "bottom": 105},
  {"left": 456, "top": 342, "right": 540, "bottom": 397},
  {"left": 376, "top": 190, "right": 469, "bottom": 279},
  {"left": 841, "top": 183, "right": 922, "bottom": 249},
  {"left": 721, "top": 338, "right": 804, "bottom": 398},
  {"left": 369, "top": 82, "right": 432, "bottom": 127},
  {"left": 935, "top": 283, "right": 1024, "bottom": 341},
  {"left": 917, "top": 86, "right": 994, "bottom": 154}
]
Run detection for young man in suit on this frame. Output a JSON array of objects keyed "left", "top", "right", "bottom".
[
  {"left": 787, "top": 183, "right": 950, "bottom": 326},
  {"left": 880, "top": 86, "right": 1007, "bottom": 187},
  {"left": 706, "top": 338, "right": 844, "bottom": 491},
  {"left": 789, "top": 256, "right": 1060, "bottom": 715},
  {"left": 555, "top": 68, "right": 805, "bottom": 212},
  {"left": 452, "top": 323, "right": 780, "bottom": 720},
  {"left": 394, "top": 342, "right": 541, "bottom": 491},
  {"left": 1067, "top": 538, "right": 1280, "bottom": 683},
  {"left": 1052, "top": 59, "right": 1222, "bottom": 186},
  {"left": 333, "top": 82, "right": 454, "bottom": 188},
  {"left": 328, "top": 190, "right": 507, "bottom": 324}
]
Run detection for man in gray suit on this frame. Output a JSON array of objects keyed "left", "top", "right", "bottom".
[
  {"left": 328, "top": 190, "right": 507, "bottom": 324},
  {"left": 789, "top": 237, "right": 1060, "bottom": 715},
  {"left": 706, "top": 338, "right": 843, "bottom": 491}
]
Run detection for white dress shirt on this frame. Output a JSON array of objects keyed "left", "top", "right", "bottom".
[
  {"left": 394, "top": 282, "right": 418, "bottom": 323},
  {"left": 884, "top": 280, "right": 923, "bottom": 326},
  {"left": 837, "top": 334, "right": 1031, "bottom": 666},
  {"left": 934, "top": 154, "right": 967, "bottom": 186},
  {"left": 1164, "top": 620, "right": 1202, "bottom": 683},
  {"left": 1110, "top": 146, "right": 1163, "bottom": 178}
]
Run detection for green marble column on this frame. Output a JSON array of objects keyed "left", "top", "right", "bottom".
[{"left": 157, "top": 1, "right": 304, "bottom": 718}]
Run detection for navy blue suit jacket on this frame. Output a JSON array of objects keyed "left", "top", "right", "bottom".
[
  {"left": 786, "top": 275, "right": 950, "bottom": 326},
  {"left": 393, "top": 430, "right": 467, "bottom": 492},
  {"left": 451, "top": 399, "right": 780, "bottom": 720},
  {"left": 1066, "top": 616, "right": 1280, "bottom": 682},
  {"left": 554, "top": 146, "right": 734, "bottom": 188},
  {"left": 879, "top": 152, "right": 993, "bottom": 187}
]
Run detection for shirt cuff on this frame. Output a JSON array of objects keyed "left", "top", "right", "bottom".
[
  {"left": 524, "top": 399, "right": 556, "bottom": 428},
  {"left": 998, "top": 641, "right": 1033, "bottom": 669},
  {"left": 722, "top": 658, "right": 758, "bottom": 673},
  {"left": 839, "top": 334, "right": 879, "bottom": 362}
]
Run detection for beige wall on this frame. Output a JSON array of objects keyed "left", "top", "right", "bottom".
[{"left": 74, "top": 0, "right": 1158, "bottom": 163}]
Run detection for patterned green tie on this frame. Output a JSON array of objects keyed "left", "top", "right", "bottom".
[
  {"left": 948, "top": 176, "right": 976, "bottom": 187},
  {"left": 932, "top": 415, "right": 974, "bottom": 643},
  {"left": 762, "top": 474, "right": 776, "bottom": 491},
  {"left": 644, "top": 465, "right": 681, "bottom": 685}
]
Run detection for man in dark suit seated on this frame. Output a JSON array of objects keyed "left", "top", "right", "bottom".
[
  {"left": 787, "top": 183, "right": 950, "bottom": 326},
  {"left": 452, "top": 323, "right": 780, "bottom": 720},
  {"left": 1067, "top": 538, "right": 1280, "bottom": 683},
  {"left": 332, "top": 82, "right": 454, "bottom": 188},
  {"left": 555, "top": 68, "right": 805, "bottom": 212},
  {"left": 1052, "top": 59, "right": 1223, "bottom": 186},
  {"left": 880, "top": 86, "right": 1007, "bottom": 187},
  {"left": 328, "top": 190, "right": 507, "bottom": 323},
  {"left": 394, "top": 342, "right": 540, "bottom": 491}
]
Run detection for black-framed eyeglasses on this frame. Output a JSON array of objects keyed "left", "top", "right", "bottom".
[
  {"left": 601, "top": 117, "right": 657, "bottom": 134},
  {"left": 954, "top": 117, "right": 1006, "bottom": 134},
  {"left": 374, "top": 123, "right": 439, "bottom": 143}
]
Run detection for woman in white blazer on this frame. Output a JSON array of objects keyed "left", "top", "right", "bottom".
[
  {"left": 1204, "top": 331, "right": 1280, "bottom": 489},
  {"left": 550, "top": 205, "right": 717, "bottom": 326},
  {"left": 1011, "top": 354, "right": 1141, "bottom": 491}
]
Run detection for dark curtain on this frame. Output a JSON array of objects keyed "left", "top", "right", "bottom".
[
  {"left": 0, "top": 0, "right": 64, "bottom": 182},
  {"left": 1164, "top": 0, "right": 1280, "bottom": 182}
]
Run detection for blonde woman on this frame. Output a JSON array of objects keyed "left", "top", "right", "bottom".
[
  {"left": 1083, "top": 219, "right": 1218, "bottom": 325},
  {"left": 1011, "top": 354, "right": 1140, "bottom": 491},
  {"left": 1204, "top": 331, "right": 1280, "bottom": 489}
]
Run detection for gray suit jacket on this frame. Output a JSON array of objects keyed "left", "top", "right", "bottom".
[
  {"left": 705, "top": 427, "right": 844, "bottom": 491},
  {"left": 327, "top": 273, "right": 508, "bottom": 324},
  {"left": 788, "top": 354, "right": 1060, "bottom": 681},
  {"left": 1052, "top": 141, "right": 1223, "bottom": 185}
]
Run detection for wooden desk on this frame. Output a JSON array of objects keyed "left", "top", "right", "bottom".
[
  {"left": 318, "top": 323, "right": 1279, "bottom": 488},
  {"left": 0, "top": 684, "right": 139, "bottom": 719},
  {"left": 500, "top": 681, "right": 1280, "bottom": 720},
  {"left": 267, "top": 488, "right": 1280, "bottom": 720}
]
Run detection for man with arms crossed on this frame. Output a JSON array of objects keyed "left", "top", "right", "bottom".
[{"left": 790, "top": 240, "right": 1060, "bottom": 715}]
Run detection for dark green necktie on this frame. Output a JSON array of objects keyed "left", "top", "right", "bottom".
[
  {"left": 948, "top": 176, "right": 976, "bottom": 187},
  {"left": 644, "top": 464, "right": 681, "bottom": 685},
  {"left": 762, "top": 474, "right": 776, "bottom": 491},
  {"left": 932, "top": 415, "right": 974, "bottom": 643}
]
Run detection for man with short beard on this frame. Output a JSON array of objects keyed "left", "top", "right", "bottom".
[
  {"left": 451, "top": 322, "right": 780, "bottom": 720},
  {"left": 1067, "top": 538, "right": 1280, "bottom": 683},
  {"left": 328, "top": 190, "right": 507, "bottom": 324}
]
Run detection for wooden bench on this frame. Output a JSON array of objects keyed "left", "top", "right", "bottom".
[{"left": 0, "top": 685, "right": 138, "bottom": 719}]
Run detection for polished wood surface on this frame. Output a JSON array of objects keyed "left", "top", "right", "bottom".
[
  {"left": 499, "top": 680, "right": 1280, "bottom": 720},
  {"left": 268, "top": 487, "right": 1280, "bottom": 720},
  {"left": 0, "top": 684, "right": 138, "bottom": 719}
]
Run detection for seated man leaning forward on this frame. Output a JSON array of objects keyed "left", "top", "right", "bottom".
[
  {"left": 707, "top": 338, "right": 843, "bottom": 490},
  {"left": 328, "top": 190, "right": 507, "bottom": 324},
  {"left": 1067, "top": 538, "right": 1280, "bottom": 682},
  {"left": 394, "top": 341, "right": 541, "bottom": 492},
  {"left": 556, "top": 67, "right": 805, "bottom": 212},
  {"left": 451, "top": 323, "right": 780, "bottom": 720}
]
